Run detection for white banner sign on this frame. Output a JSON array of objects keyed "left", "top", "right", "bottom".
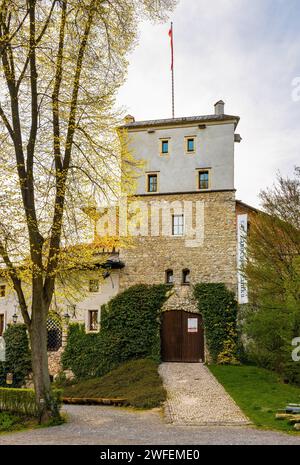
[
  {"left": 237, "top": 214, "right": 248, "bottom": 304},
  {"left": 0, "top": 337, "right": 5, "bottom": 362}
]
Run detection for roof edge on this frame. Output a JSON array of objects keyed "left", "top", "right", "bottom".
[{"left": 119, "top": 114, "right": 240, "bottom": 131}]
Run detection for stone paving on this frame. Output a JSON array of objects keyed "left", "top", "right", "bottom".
[
  {"left": 159, "top": 363, "right": 250, "bottom": 426},
  {"left": 1, "top": 405, "right": 300, "bottom": 445}
]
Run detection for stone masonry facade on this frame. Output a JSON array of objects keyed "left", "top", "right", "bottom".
[{"left": 119, "top": 190, "right": 238, "bottom": 294}]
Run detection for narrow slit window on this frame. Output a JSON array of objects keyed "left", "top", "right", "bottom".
[
  {"left": 165, "top": 269, "right": 174, "bottom": 285},
  {"left": 199, "top": 171, "right": 209, "bottom": 190},
  {"left": 182, "top": 269, "right": 190, "bottom": 285}
]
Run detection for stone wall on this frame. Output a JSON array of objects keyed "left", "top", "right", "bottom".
[
  {"left": 47, "top": 326, "right": 68, "bottom": 377},
  {"left": 48, "top": 348, "right": 63, "bottom": 377},
  {"left": 119, "top": 191, "right": 238, "bottom": 294},
  {"left": 47, "top": 190, "right": 238, "bottom": 373}
]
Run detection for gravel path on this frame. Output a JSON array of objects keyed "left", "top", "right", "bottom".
[
  {"left": 159, "top": 363, "right": 250, "bottom": 426},
  {"left": 1, "top": 405, "right": 300, "bottom": 445}
]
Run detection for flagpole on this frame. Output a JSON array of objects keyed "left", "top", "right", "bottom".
[
  {"left": 171, "top": 22, "right": 175, "bottom": 119},
  {"left": 168, "top": 22, "right": 175, "bottom": 118}
]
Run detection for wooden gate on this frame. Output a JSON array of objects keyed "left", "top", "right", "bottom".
[{"left": 161, "top": 311, "right": 204, "bottom": 362}]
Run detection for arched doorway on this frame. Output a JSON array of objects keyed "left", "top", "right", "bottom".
[{"left": 161, "top": 311, "right": 204, "bottom": 362}]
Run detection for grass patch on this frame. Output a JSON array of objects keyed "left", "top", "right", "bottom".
[
  {"left": 209, "top": 364, "right": 300, "bottom": 433},
  {"left": 62, "top": 358, "right": 166, "bottom": 409},
  {"left": 0, "top": 412, "right": 38, "bottom": 433}
]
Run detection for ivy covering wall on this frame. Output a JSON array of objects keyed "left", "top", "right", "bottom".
[
  {"left": 194, "top": 283, "right": 240, "bottom": 364},
  {"left": 0, "top": 325, "right": 32, "bottom": 387},
  {"left": 62, "top": 284, "right": 169, "bottom": 379}
]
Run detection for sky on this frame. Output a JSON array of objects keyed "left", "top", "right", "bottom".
[{"left": 116, "top": 0, "right": 300, "bottom": 208}]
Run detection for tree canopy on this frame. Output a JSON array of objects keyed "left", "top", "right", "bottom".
[
  {"left": 0, "top": 0, "right": 176, "bottom": 421},
  {"left": 243, "top": 168, "right": 300, "bottom": 381}
]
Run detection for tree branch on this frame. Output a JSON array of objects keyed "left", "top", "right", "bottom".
[{"left": 0, "top": 241, "right": 31, "bottom": 326}]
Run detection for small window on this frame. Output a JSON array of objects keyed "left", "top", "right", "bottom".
[
  {"left": 172, "top": 214, "right": 184, "bottom": 236},
  {"left": 147, "top": 173, "right": 158, "bottom": 193},
  {"left": 88, "top": 310, "right": 99, "bottom": 332},
  {"left": 0, "top": 285, "right": 5, "bottom": 297},
  {"left": 198, "top": 171, "right": 209, "bottom": 190},
  {"left": 161, "top": 140, "right": 169, "bottom": 154},
  {"left": 0, "top": 314, "right": 4, "bottom": 336},
  {"left": 182, "top": 269, "right": 190, "bottom": 285},
  {"left": 165, "top": 270, "right": 174, "bottom": 285},
  {"left": 89, "top": 279, "right": 99, "bottom": 293},
  {"left": 187, "top": 138, "right": 195, "bottom": 153}
]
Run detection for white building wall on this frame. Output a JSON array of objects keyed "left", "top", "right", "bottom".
[
  {"left": 127, "top": 122, "right": 236, "bottom": 195},
  {"left": 0, "top": 270, "right": 120, "bottom": 334}
]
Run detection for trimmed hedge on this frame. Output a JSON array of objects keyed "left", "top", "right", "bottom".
[
  {"left": 0, "top": 324, "right": 31, "bottom": 387},
  {"left": 194, "top": 283, "right": 240, "bottom": 364},
  {"left": 62, "top": 284, "right": 169, "bottom": 379},
  {"left": 0, "top": 387, "right": 62, "bottom": 417}
]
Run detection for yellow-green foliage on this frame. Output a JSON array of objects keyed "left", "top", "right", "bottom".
[{"left": 217, "top": 323, "right": 241, "bottom": 365}]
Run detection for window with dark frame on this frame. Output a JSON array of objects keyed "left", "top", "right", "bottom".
[
  {"left": 0, "top": 285, "right": 5, "bottom": 297},
  {"left": 147, "top": 174, "right": 158, "bottom": 193},
  {"left": 165, "top": 269, "right": 174, "bottom": 285},
  {"left": 88, "top": 310, "right": 99, "bottom": 332},
  {"left": 161, "top": 140, "right": 169, "bottom": 154},
  {"left": 182, "top": 269, "right": 191, "bottom": 285},
  {"left": 187, "top": 138, "right": 195, "bottom": 152},
  {"left": 0, "top": 314, "right": 4, "bottom": 336},
  {"left": 198, "top": 171, "right": 209, "bottom": 190},
  {"left": 89, "top": 279, "right": 99, "bottom": 293}
]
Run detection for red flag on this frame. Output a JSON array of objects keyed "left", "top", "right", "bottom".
[{"left": 168, "top": 23, "right": 174, "bottom": 71}]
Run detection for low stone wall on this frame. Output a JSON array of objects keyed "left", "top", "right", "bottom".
[{"left": 48, "top": 348, "right": 64, "bottom": 376}]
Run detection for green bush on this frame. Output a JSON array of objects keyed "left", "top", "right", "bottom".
[
  {"left": 63, "top": 358, "right": 166, "bottom": 409},
  {"left": 281, "top": 360, "right": 300, "bottom": 386},
  {"left": 242, "top": 302, "right": 300, "bottom": 386},
  {"left": 0, "top": 324, "right": 32, "bottom": 387},
  {"left": 194, "top": 283, "right": 240, "bottom": 364},
  {"left": 0, "top": 412, "right": 21, "bottom": 432},
  {"left": 62, "top": 284, "right": 169, "bottom": 379},
  {"left": 0, "top": 387, "right": 62, "bottom": 417}
]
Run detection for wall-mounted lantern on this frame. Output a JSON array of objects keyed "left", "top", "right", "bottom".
[
  {"left": 6, "top": 372, "right": 13, "bottom": 385},
  {"left": 63, "top": 312, "right": 71, "bottom": 325}
]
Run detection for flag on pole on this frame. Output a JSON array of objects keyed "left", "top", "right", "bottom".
[{"left": 168, "top": 23, "right": 174, "bottom": 71}]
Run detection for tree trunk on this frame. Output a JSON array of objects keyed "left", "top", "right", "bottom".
[{"left": 29, "top": 290, "right": 54, "bottom": 424}]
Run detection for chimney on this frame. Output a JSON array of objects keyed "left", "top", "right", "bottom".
[
  {"left": 214, "top": 100, "right": 225, "bottom": 116},
  {"left": 124, "top": 114, "right": 135, "bottom": 124}
]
